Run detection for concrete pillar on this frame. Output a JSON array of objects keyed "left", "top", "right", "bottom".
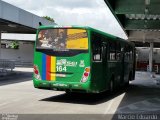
[{"left": 149, "top": 42, "right": 153, "bottom": 72}]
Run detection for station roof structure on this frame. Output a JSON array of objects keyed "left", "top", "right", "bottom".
[
  {"left": 104, "top": 0, "right": 160, "bottom": 44},
  {"left": 0, "top": 0, "right": 55, "bottom": 34}
]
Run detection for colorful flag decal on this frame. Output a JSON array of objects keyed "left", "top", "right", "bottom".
[{"left": 42, "top": 54, "right": 56, "bottom": 81}]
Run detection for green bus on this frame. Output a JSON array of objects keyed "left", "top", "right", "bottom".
[{"left": 33, "top": 25, "right": 135, "bottom": 93}]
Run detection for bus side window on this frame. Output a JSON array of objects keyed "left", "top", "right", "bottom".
[
  {"left": 109, "top": 41, "right": 116, "bottom": 61},
  {"left": 124, "top": 45, "right": 130, "bottom": 61},
  {"left": 129, "top": 47, "right": 133, "bottom": 60},
  {"left": 92, "top": 33, "right": 102, "bottom": 61},
  {"left": 102, "top": 42, "right": 107, "bottom": 60},
  {"left": 93, "top": 43, "right": 102, "bottom": 61},
  {"left": 116, "top": 42, "right": 121, "bottom": 60}
]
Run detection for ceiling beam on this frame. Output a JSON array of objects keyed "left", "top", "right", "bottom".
[
  {"left": 128, "top": 31, "right": 160, "bottom": 43},
  {"left": 125, "top": 19, "right": 160, "bottom": 30},
  {"left": 132, "top": 41, "right": 150, "bottom": 47},
  {"left": 129, "top": 38, "right": 160, "bottom": 43},
  {"left": 104, "top": 0, "right": 129, "bottom": 37},
  {"left": 0, "top": 25, "right": 36, "bottom": 34},
  {"left": 129, "top": 31, "right": 160, "bottom": 38},
  {"left": 115, "top": 0, "right": 145, "bottom": 14},
  {"left": 128, "top": 31, "right": 160, "bottom": 42},
  {"left": 132, "top": 41, "right": 160, "bottom": 48},
  {"left": 106, "top": 0, "right": 160, "bottom": 14},
  {"left": 147, "top": 0, "right": 160, "bottom": 14}
]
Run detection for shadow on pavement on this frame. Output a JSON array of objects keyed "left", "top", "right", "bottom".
[
  {"left": 40, "top": 81, "right": 160, "bottom": 110},
  {"left": 0, "top": 71, "right": 33, "bottom": 86},
  {"left": 111, "top": 77, "right": 160, "bottom": 120},
  {"left": 40, "top": 88, "right": 127, "bottom": 105},
  {"left": 40, "top": 71, "right": 160, "bottom": 115}
]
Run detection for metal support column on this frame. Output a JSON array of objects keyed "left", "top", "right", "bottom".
[{"left": 149, "top": 42, "right": 153, "bottom": 72}]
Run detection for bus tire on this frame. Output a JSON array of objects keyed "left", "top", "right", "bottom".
[
  {"left": 125, "top": 79, "right": 129, "bottom": 87},
  {"left": 125, "top": 72, "right": 131, "bottom": 87},
  {"left": 65, "top": 90, "right": 72, "bottom": 94}
]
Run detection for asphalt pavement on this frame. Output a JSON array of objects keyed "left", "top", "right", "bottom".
[{"left": 0, "top": 68, "right": 160, "bottom": 120}]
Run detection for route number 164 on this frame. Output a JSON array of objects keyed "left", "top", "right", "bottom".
[{"left": 56, "top": 66, "right": 67, "bottom": 72}]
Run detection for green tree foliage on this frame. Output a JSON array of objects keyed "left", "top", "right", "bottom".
[
  {"left": 10, "top": 41, "right": 19, "bottom": 49},
  {"left": 43, "top": 16, "right": 55, "bottom": 22}
]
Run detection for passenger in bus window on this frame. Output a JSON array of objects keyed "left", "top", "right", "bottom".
[{"left": 58, "top": 31, "right": 66, "bottom": 48}]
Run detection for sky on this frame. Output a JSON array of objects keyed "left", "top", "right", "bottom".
[{"left": 2, "top": 0, "right": 127, "bottom": 39}]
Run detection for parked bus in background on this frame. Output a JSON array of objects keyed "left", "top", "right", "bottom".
[{"left": 33, "top": 26, "right": 136, "bottom": 93}]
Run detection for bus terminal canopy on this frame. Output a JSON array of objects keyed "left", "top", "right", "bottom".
[
  {"left": 104, "top": 0, "right": 160, "bottom": 44},
  {"left": 0, "top": 0, "right": 55, "bottom": 34}
]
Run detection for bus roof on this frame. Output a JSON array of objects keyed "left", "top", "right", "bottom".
[{"left": 38, "top": 25, "right": 134, "bottom": 46}]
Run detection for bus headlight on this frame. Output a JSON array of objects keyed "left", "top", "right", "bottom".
[
  {"left": 34, "top": 65, "right": 41, "bottom": 80},
  {"left": 81, "top": 67, "right": 90, "bottom": 83}
]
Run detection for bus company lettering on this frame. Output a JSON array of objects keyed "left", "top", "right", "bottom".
[{"left": 57, "top": 59, "right": 78, "bottom": 67}]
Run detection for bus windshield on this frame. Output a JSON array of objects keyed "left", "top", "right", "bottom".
[{"left": 36, "top": 28, "right": 88, "bottom": 51}]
